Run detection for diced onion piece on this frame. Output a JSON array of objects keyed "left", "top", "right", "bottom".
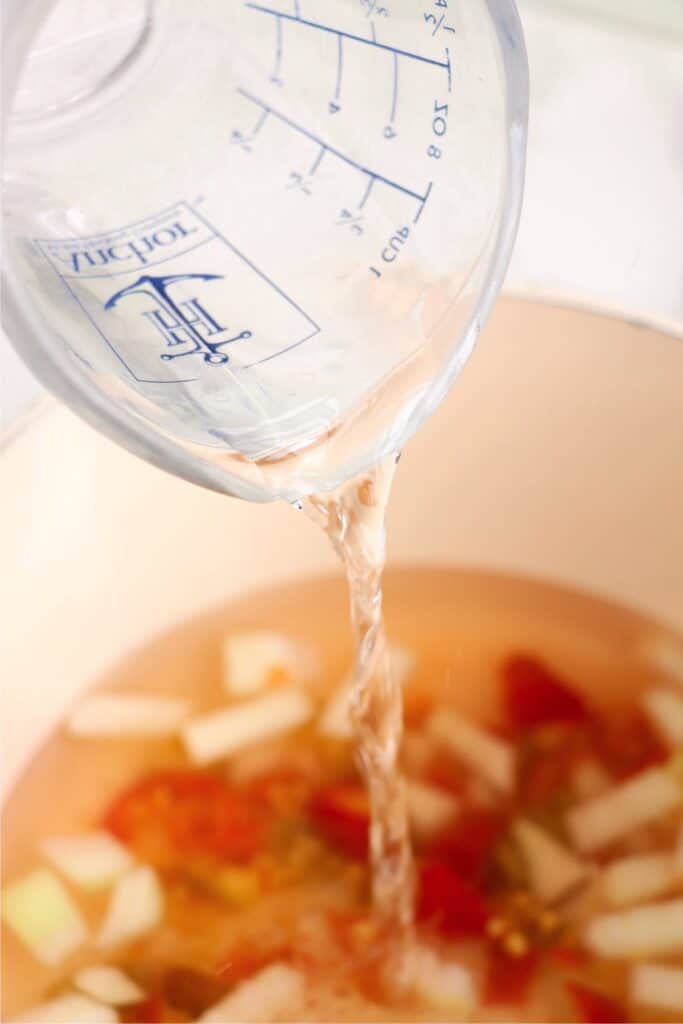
[
  {"left": 198, "top": 963, "right": 305, "bottom": 1023},
  {"left": 182, "top": 687, "right": 313, "bottom": 765},
  {"left": 41, "top": 831, "right": 133, "bottom": 890},
  {"left": 406, "top": 780, "right": 459, "bottom": 841},
  {"left": 427, "top": 707, "right": 515, "bottom": 793},
  {"left": 585, "top": 899, "right": 683, "bottom": 958},
  {"left": 565, "top": 767, "right": 681, "bottom": 853},
  {"left": 68, "top": 694, "right": 189, "bottom": 737},
  {"left": 222, "top": 631, "right": 314, "bottom": 695},
  {"left": 630, "top": 963, "right": 683, "bottom": 1014},
  {"left": 1, "top": 869, "right": 87, "bottom": 965},
  {"left": 641, "top": 687, "right": 683, "bottom": 747},
  {"left": 74, "top": 965, "right": 144, "bottom": 1005},
  {"left": 512, "top": 819, "right": 588, "bottom": 904},
  {"left": 602, "top": 853, "right": 677, "bottom": 907},
  {"left": 390, "top": 644, "right": 417, "bottom": 685},
  {"left": 411, "top": 946, "right": 477, "bottom": 1014},
  {"left": 318, "top": 645, "right": 416, "bottom": 739},
  {"left": 12, "top": 994, "right": 117, "bottom": 1023},
  {"left": 97, "top": 865, "right": 163, "bottom": 949},
  {"left": 318, "top": 684, "right": 353, "bottom": 739},
  {"left": 639, "top": 634, "right": 683, "bottom": 686}
]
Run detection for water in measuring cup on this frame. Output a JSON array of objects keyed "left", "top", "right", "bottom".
[{"left": 4, "top": 0, "right": 519, "bottom": 498}]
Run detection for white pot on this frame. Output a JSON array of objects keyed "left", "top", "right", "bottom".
[{"left": 2, "top": 298, "right": 682, "bottom": 791}]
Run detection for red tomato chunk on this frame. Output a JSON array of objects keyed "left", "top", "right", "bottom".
[
  {"left": 566, "top": 982, "right": 628, "bottom": 1024},
  {"left": 417, "top": 860, "right": 489, "bottom": 937},
  {"left": 484, "top": 948, "right": 539, "bottom": 1006},
  {"left": 309, "top": 782, "right": 370, "bottom": 859},
  {"left": 502, "top": 655, "right": 589, "bottom": 732},
  {"left": 426, "top": 810, "right": 507, "bottom": 883},
  {"left": 104, "top": 771, "right": 266, "bottom": 865}
]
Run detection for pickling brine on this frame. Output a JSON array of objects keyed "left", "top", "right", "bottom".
[{"left": 3, "top": 568, "right": 683, "bottom": 1022}]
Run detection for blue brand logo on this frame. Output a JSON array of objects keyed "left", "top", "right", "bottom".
[
  {"left": 35, "top": 201, "right": 320, "bottom": 386},
  {"left": 104, "top": 273, "right": 251, "bottom": 366}
]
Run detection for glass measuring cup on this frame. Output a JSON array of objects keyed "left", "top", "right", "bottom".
[{"left": 2, "top": 0, "right": 528, "bottom": 502}]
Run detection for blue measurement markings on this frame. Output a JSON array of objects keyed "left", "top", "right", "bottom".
[
  {"left": 242, "top": 1, "right": 450, "bottom": 92},
  {"left": 423, "top": 0, "right": 456, "bottom": 37},
  {"left": 245, "top": 1, "right": 452, "bottom": 127},
  {"left": 389, "top": 51, "right": 399, "bottom": 124},
  {"left": 245, "top": 4, "right": 450, "bottom": 70},
  {"left": 231, "top": 106, "right": 270, "bottom": 151},
  {"left": 360, "top": 0, "right": 390, "bottom": 18},
  {"left": 237, "top": 88, "right": 432, "bottom": 213},
  {"left": 330, "top": 34, "right": 343, "bottom": 113}
]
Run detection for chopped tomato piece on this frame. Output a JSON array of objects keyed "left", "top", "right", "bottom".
[
  {"left": 426, "top": 810, "right": 506, "bottom": 883},
  {"left": 120, "top": 994, "right": 165, "bottom": 1023},
  {"left": 502, "top": 655, "right": 588, "bottom": 733},
  {"left": 163, "top": 966, "right": 228, "bottom": 1017},
  {"left": 310, "top": 782, "right": 370, "bottom": 859},
  {"left": 247, "top": 768, "right": 316, "bottom": 816},
  {"left": 104, "top": 771, "right": 266, "bottom": 865},
  {"left": 417, "top": 860, "right": 489, "bottom": 937},
  {"left": 483, "top": 948, "right": 539, "bottom": 1005},
  {"left": 550, "top": 945, "right": 589, "bottom": 969},
  {"left": 566, "top": 981, "right": 628, "bottom": 1023},
  {"left": 596, "top": 708, "right": 667, "bottom": 779}
]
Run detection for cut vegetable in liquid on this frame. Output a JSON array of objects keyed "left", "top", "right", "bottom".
[
  {"left": 566, "top": 768, "right": 682, "bottom": 853},
  {"left": 630, "top": 963, "right": 683, "bottom": 1014},
  {"left": 74, "top": 965, "right": 144, "bottom": 1005},
  {"left": 40, "top": 831, "right": 133, "bottom": 890},
  {"left": 310, "top": 782, "right": 370, "bottom": 859},
  {"left": 501, "top": 654, "right": 588, "bottom": 732},
  {"left": 640, "top": 634, "right": 683, "bottom": 686},
  {"left": 512, "top": 818, "right": 589, "bottom": 904},
  {"left": 97, "top": 865, "right": 163, "bottom": 949},
  {"left": 565, "top": 982, "right": 627, "bottom": 1024},
  {"left": 222, "top": 631, "right": 315, "bottom": 695},
  {"left": 427, "top": 707, "right": 516, "bottom": 792},
  {"left": 198, "top": 963, "right": 305, "bottom": 1022},
  {"left": 12, "top": 994, "right": 118, "bottom": 1023},
  {"left": 68, "top": 694, "right": 190, "bottom": 737},
  {"left": 641, "top": 687, "right": 683, "bottom": 747},
  {"left": 406, "top": 779, "right": 460, "bottom": 841},
  {"left": 389, "top": 644, "right": 418, "bottom": 687},
  {"left": 103, "top": 771, "right": 264, "bottom": 865},
  {"left": 318, "top": 682, "right": 354, "bottom": 739},
  {"left": 411, "top": 946, "right": 477, "bottom": 1014},
  {"left": 1, "top": 869, "right": 87, "bottom": 965},
  {"left": 585, "top": 899, "right": 683, "bottom": 958},
  {"left": 3, "top": 569, "right": 683, "bottom": 1022},
  {"left": 602, "top": 852, "right": 678, "bottom": 907},
  {"left": 182, "top": 687, "right": 313, "bottom": 765}
]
